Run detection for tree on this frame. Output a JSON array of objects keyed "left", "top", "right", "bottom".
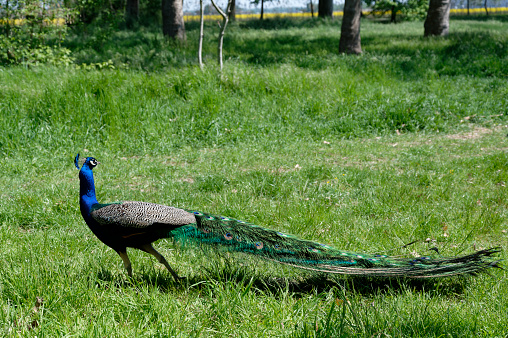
[
  {"left": 423, "top": 0, "right": 451, "bottom": 37},
  {"left": 198, "top": 0, "right": 205, "bottom": 68},
  {"left": 125, "top": 0, "right": 139, "bottom": 27},
  {"left": 162, "top": 0, "right": 186, "bottom": 41},
  {"left": 251, "top": 0, "right": 268, "bottom": 20},
  {"left": 210, "top": 0, "right": 233, "bottom": 69},
  {"left": 318, "top": 0, "right": 334, "bottom": 18},
  {"left": 229, "top": 0, "right": 236, "bottom": 21},
  {"left": 339, "top": 0, "right": 362, "bottom": 54},
  {"left": 364, "top": 0, "right": 428, "bottom": 23}
]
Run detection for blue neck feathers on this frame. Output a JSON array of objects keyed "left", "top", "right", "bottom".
[{"left": 79, "top": 165, "right": 99, "bottom": 217}]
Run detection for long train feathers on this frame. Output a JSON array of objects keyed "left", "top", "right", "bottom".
[{"left": 169, "top": 211, "right": 500, "bottom": 279}]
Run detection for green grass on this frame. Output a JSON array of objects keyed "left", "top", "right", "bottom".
[
  {"left": 65, "top": 15, "right": 508, "bottom": 76},
  {"left": 0, "top": 15, "right": 507, "bottom": 336}
]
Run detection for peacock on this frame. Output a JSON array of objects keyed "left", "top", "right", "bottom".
[{"left": 76, "top": 154, "right": 500, "bottom": 281}]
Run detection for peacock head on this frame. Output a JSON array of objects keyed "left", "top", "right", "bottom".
[
  {"left": 85, "top": 157, "right": 99, "bottom": 169},
  {"left": 75, "top": 153, "right": 100, "bottom": 170}
]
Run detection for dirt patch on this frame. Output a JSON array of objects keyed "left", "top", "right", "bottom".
[{"left": 446, "top": 126, "right": 496, "bottom": 140}]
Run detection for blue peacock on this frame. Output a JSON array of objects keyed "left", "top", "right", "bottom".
[{"left": 76, "top": 154, "right": 500, "bottom": 281}]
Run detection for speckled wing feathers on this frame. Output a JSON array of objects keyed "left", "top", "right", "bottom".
[{"left": 91, "top": 201, "right": 196, "bottom": 228}]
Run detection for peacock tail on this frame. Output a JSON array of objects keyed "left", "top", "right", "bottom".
[{"left": 168, "top": 211, "right": 500, "bottom": 279}]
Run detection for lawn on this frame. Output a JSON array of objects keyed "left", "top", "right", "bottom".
[{"left": 0, "top": 15, "right": 507, "bottom": 336}]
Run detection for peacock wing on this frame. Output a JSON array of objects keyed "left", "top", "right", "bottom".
[{"left": 90, "top": 201, "right": 196, "bottom": 228}]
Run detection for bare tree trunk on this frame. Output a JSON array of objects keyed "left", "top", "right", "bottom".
[
  {"left": 210, "top": 0, "right": 233, "bottom": 70},
  {"left": 390, "top": 5, "right": 396, "bottom": 23},
  {"left": 310, "top": 0, "right": 314, "bottom": 17},
  {"left": 125, "top": 0, "right": 139, "bottom": 28},
  {"left": 318, "top": 0, "right": 334, "bottom": 18},
  {"left": 4, "top": 0, "right": 11, "bottom": 36},
  {"left": 198, "top": 0, "right": 204, "bottom": 68},
  {"left": 467, "top": 0, "right": 470, "bottom": 15},
  {"left": 229, "top": 0, "right": 236, "bottom": 21},
  {"left": 162, "top": 0, "right": 186, "bottom": 41},
  {"left": 339, "top": 0, "right": 362, "bottom": 54},
  {"left": 260, "top": 0, "right": 264, "bottom": 20},
  {"left": 424, "top": 0, "right": 451, "bottom": 37},
  {"left": 484, "top": 0, "right": 489, "bottom": 15}
]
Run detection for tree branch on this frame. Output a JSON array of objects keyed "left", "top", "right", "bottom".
[{"left": 210, "top": 0, "right": 233, "bottom": 70}]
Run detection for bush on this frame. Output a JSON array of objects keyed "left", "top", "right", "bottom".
[
  {"left": 0, "top": 0, "right": 75, "bottom": 66},
  {"left": 365, "top": 0, "right": 428, "bottom": 22}
]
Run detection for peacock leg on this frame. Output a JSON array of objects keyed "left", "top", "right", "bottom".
[
  {"left": 140, "top": 244, "right": 183, "bottom": 281},
  {"left": 117, "top": 250, "right": 133, "bottom": 277}
]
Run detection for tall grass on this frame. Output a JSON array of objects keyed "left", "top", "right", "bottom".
[{"left": 0, "top": 62, "right": 506, "bottom": 159}]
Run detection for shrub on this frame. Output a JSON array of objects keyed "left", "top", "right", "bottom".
[{"left": 0, "top": 0, "right": 75, "bottom": 66}]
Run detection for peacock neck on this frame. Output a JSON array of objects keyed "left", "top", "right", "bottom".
[{"left": 79, "top": 166, "right": 99, "bottom": 217}]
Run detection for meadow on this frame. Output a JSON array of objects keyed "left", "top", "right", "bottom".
[{"left": 0, "top": 15, "right": 507, "bottom": 336}]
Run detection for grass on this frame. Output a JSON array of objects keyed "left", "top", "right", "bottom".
[
  {"left": 64, "top": 15, "right": 508, "bottom": 76},
  {"left": 0, "top": 15, "right": 507, "bottom": 336}
]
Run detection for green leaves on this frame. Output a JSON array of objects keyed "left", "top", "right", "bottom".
[{"left": 0, "top": 0, "right": 76, "bottom": 66}]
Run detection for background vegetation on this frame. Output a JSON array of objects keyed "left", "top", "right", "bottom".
[{"left": 0, "top": 13, "right": 507, "bottom": 336}]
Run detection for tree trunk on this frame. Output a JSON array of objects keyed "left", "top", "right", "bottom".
[
  {"left": 229, "top": 0, "right": 236, "bottom": 21},
  {"left": 424, "top": 0, "right": 451, "bottom": 37},
  {"left": 318, "top": 0, "right": 334, "bottom": 18},
  {"left": 467, "top": 0, "right": 470, "bottom": 15},
  {"left": 125, "top": 0, "right": 139, "bottom": 28},
  {"left": 210, "top": 0, "right": 233, "bottom": 70},
  {"left": 390, "top": 5, "right": 396, "bottom": 23},
  {"left": 339, "top": 0, "right": 362, "bottom": 54},
  {"left": 484, "top": 0, "right": 489, "bottom": 15},
  {"left": 198, "top": 0, "right": 204, "bottom": 68},
  {"left": 260, "top": 0, "right": 264, "bottom": 20},
  {"left": 4, "top": 0, "right": 11, "bottom": 36},
  {"left": 162, "top": 0, "right": 186, "bottom": 41}
]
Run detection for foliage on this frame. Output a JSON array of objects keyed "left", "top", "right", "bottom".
[
  {"left": 70, "top": 0, "right": 124, "bottom": 24},
  {"left": 0, "top": 0, "right": 75, "bottom": 66},
  {"left": 365, "top": 0, "right": 429, "bottom": 22},
  {"left": 0, "top": 34, "right": 75, "bottom": 66},
  {"left": 139, "top": 0, "right": 162, "bottom": 25}
]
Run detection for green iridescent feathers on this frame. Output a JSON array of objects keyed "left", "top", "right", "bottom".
[{"left": 169, "top": 211, "right": 501, "bottom": 278}]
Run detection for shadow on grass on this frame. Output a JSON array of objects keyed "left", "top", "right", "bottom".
[
  {"left": 64, "top": 15, "right": 508, "bottom": 76},
  {"left": 227, "top": 28, "right": 507, "bottom": 77},
  {"left": 95, "top": 265, "right": 473, "bottom": 297},
  {"left": 184, "top": 17, "right": 340, "bottom": 32},
  {"left": 450, "top": 13, "right": 508, "bottom": 22}
]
